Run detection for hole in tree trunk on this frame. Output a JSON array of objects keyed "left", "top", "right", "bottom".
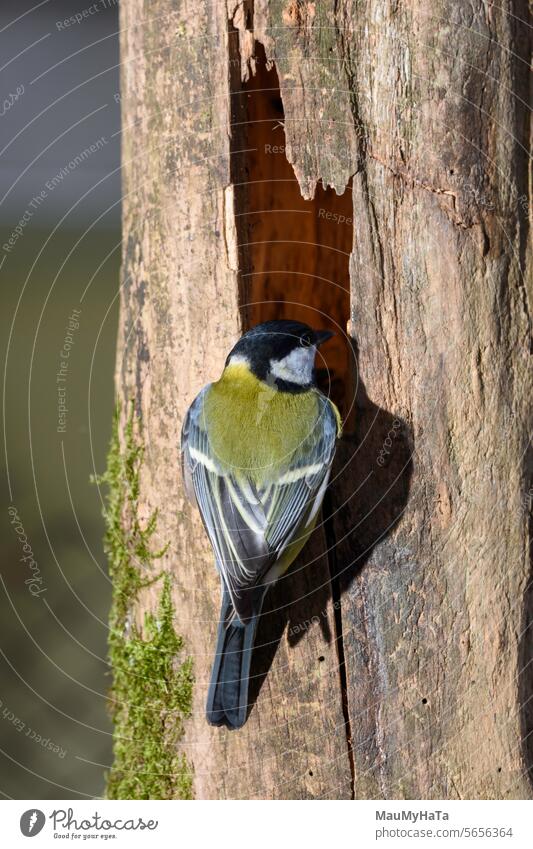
[{"left": 231, "top": 43, "right": 353, "bottom": 417}]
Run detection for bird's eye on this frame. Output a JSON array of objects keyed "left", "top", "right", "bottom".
[{"left": 300, "top": 332, "right": 313, "bottom": 348}]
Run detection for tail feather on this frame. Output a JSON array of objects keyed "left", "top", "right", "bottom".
[{"left": 206, "top": 591, "right": 259, "bottom": 729}]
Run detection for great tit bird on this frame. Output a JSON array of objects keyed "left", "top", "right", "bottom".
[{"left": 181, "top": 319, "right": 341, "bottom": 729}]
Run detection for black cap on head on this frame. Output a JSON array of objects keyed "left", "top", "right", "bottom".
[{"left": 226, "top": 319, "right": 334, "bottom": 389}]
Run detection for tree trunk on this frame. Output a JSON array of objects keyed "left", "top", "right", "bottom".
[{"left": 114, "top": 0, "right": 532, "bottom": 799}]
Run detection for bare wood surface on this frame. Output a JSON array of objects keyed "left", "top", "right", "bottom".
[{"left": 118, "top": 0, "right": 532, "bottom": 798}]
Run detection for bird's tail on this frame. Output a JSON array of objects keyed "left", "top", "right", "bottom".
[{"left": 206, "top": 591, "right": 259, "bottom": 729}]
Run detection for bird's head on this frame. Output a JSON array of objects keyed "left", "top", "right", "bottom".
[{"left": 225, "top": 319, "right": 334, "bottom": 391}]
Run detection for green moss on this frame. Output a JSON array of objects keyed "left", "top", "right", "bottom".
[
  {"left": 96, "top": 403, "right": 194, "bottom": 799},
  {"left": 107, "top": 575, "right": 194, "bottom": 800}
]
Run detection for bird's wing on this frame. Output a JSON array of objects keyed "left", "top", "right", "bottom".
[
  {"left": 181, "top": 388, "right": 338, "bottom": 623},
  {"left": 261, "top": 394, "right": 338, "bottom": 554},
  {"left": 181, "top": 388, "right": 271, "bottom": 621}
]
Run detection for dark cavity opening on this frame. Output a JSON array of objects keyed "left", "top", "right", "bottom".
[{"left": 230, "top": 43, "right": 353, "bottom": 417}]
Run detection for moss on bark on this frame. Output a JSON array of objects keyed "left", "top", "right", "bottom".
[{"left": 96, "top": 405, "right": 194, "bottom": 799}]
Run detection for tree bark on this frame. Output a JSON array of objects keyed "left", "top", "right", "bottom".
[{"left": 116, "top": 0, "right": 532, "bottom": 799}]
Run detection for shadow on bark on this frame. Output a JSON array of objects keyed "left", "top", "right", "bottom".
[{"left": 248, "top": 334, "right": 414, "bottom": 715}]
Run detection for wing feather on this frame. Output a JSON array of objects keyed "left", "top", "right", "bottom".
[{"left": 181, "top": 387, "right": 338, "bottom": 622}]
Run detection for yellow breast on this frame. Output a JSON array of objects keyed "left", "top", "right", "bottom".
[{"left": 203, "top": 363, "right": 319, "bottom": 482}]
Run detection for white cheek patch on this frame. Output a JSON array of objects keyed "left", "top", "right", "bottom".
[
  {"left": 269, "top": 346, "right": 316, "bottom": 385},
  {"left": 227, "top": 354, "right": 250, "bottom": 368}
]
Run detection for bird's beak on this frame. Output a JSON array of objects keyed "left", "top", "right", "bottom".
[{"left": 315, "top": 329, "right": 334, "bottom": 347}]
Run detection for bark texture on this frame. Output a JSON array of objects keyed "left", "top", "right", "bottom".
[{"left": 117, "top": 0, "right": 532, "bottom": 798}]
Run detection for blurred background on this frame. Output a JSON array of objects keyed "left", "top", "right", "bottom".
[{"left": 1, "top": 0, "right": 120, "bottom": 798}]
